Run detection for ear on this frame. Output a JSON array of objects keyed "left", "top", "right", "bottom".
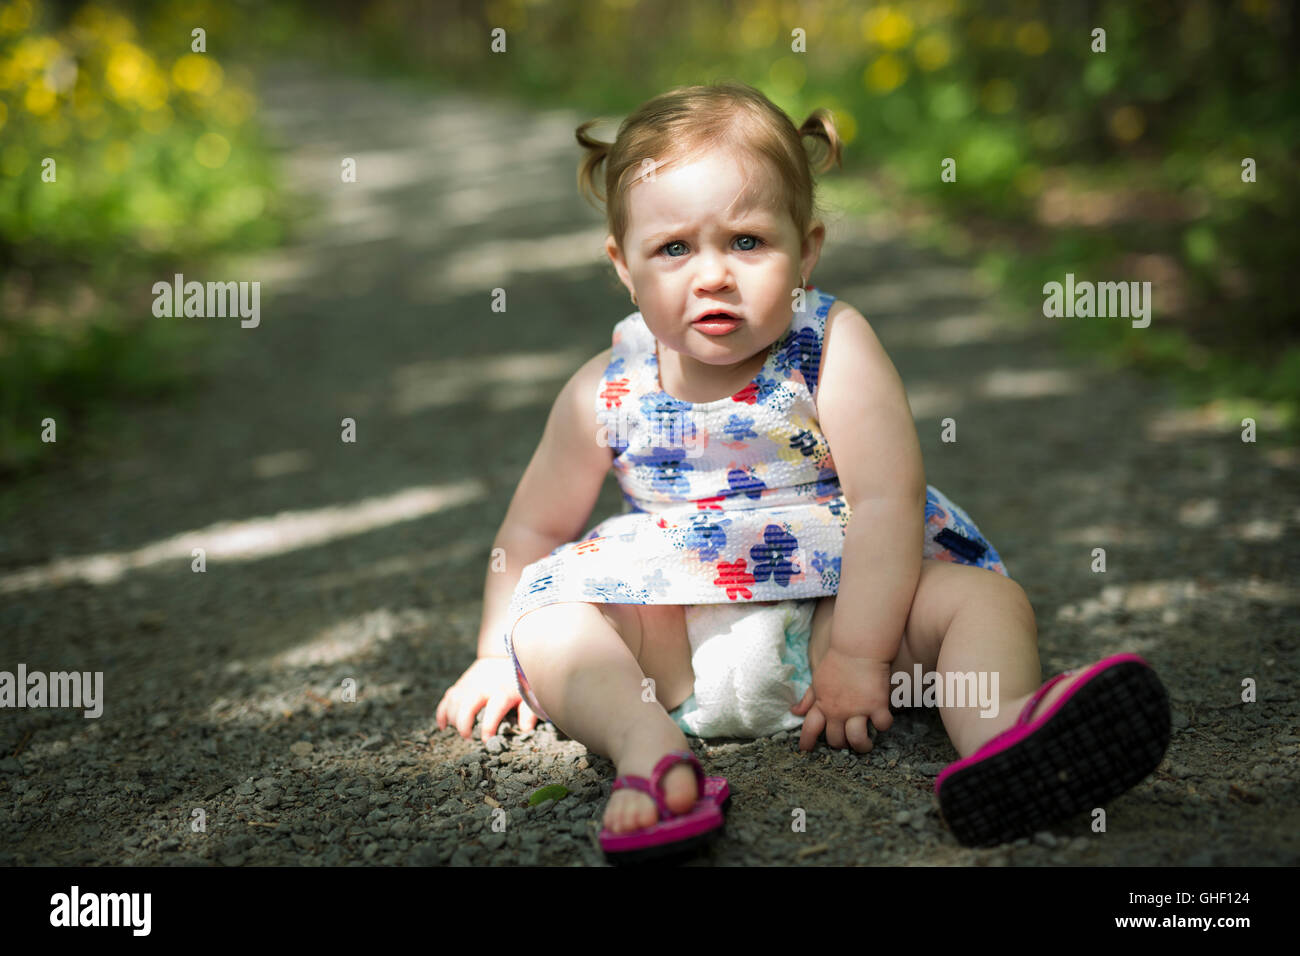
[
  {"left": 605, "top": 234, "right": 634, "bottom": 298},
  {"left": 800, "top": 222, "right": 826, "bottom": 286}
]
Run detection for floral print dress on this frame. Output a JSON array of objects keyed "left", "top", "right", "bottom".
[{"left": 502, "top": 287, "right": 1008, "bottom": 718}]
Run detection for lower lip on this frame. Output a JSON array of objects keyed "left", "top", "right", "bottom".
[{"left": 692, "top": 317, "right": 742, "bottom": 335}]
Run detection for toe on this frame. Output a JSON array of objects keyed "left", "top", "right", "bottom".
[
  {"left": 605, "top": 790, "right": 656, "bottom": 833},
  {"left": 661, "top": 763, "right": 699, "bottom": 815}
]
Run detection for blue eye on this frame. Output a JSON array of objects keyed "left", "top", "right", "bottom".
[{"left": 658, "top": 235, "right": 764, "bottom": 257}]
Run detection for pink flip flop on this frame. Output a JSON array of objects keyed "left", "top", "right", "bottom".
[
  {"left": 935, "top": 652, "right": 1171, "bottom": 847},
  {"left": 599, "top": 750, "right": 729, "bottom": 863}
]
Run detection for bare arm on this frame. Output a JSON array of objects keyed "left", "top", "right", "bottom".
[
  {"left": 473, "top": 346, "right": 615, "bottom": 658},
  {"left": 816, "top": 304, "right": 926, "bottom": 664}
]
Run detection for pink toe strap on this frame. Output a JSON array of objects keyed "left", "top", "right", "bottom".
[
  {"left": 1017, "top": 669, "right": 1075, "bottom": 726},
  {"left": 651, "top": 750, "right": 705, "bottom": 797},
  {"left": 610, "top": 750, "right": 705, "bottom": 822},
  {"left": 610, "top": 775, "right": 671, "bottom": 818}
]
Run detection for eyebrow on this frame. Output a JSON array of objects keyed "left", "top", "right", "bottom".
[{"left": 641, "top": 217, "right": 777, "bottom": 250}]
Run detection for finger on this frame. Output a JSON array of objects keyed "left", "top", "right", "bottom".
[
  {"left": 798, "top": 704, "right": 825, "bottom": 752},
  {"left": 455, "top": 695, "right": 481, "bottom": 740},
  {"left": 481, "top": 693, "right": 513, "bottom": 740},
  {"left": 845, "top": 715, "right": 872, "bottom": 753},
  {"left": 870, "top": 706, "right": 894, "bottom": 735},
  {"left": 825, "top": 718, "right": 847, "bottom": 752},
  {"left": 435, "top": 691, "right": 453, "bottom": 731},
  {"left": 791, "top": 685, "right": 814, "bottom": 715},
  {"left": 518, "top": 699, "right": 539, "bottom": 732}
]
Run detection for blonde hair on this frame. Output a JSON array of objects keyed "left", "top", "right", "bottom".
[{"left": 576, "top": 81, "right": 843, "bottom": 254}]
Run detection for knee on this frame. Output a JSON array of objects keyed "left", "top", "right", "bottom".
[
  {"left": 511, "top": 602, "right": 590, "bottom": 654},
  {"left": 985, "top": 574, "right": 1036, "bottom": 636},
  {"left": 511, "top": 601, "right": 639, "bottom": 657}
]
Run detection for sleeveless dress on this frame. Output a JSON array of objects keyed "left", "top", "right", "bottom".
[{"left": 502, "top": 287, "right": 1009, "bottom": 722}]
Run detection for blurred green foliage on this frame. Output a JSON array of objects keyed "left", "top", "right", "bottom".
[
  {"left": 5, "top": 0, "right": 1296, "bottom": 473},
  {"left": 0, "top": 0, "right": 284, "bottom": 472}
]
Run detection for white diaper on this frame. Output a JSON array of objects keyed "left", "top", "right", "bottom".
[{"left": 668, "top": 599, "right": 817, "bottom": 739}]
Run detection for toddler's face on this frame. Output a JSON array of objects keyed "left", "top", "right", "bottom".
[{"left": 605, "top": 147, "right": 824, "bottom": 370}]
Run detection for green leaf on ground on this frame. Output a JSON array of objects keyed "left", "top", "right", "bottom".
[{"left": 528, "top": 785, "right": 569, "bottom": 805}]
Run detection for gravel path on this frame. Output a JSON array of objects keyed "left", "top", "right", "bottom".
[{"left": 1, "top": 61, "right": 1297, "bottom": 867}]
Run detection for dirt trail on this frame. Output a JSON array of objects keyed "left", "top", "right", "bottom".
[{"left": 1, "top": 61, "right": 1297, "bottom": 866}]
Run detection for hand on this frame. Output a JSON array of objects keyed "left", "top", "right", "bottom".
[
  {"left": 790, "top": 646, "right": 894, "bottom": 753},
  {"left": 436, "top": 656, "right": 540, "bottom": 741}
]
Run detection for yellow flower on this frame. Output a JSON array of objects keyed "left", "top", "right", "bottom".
[
  {"left": 1015, "top": 21, "right": 1050, "bottom": 55},
  {"left": 863, "top": 6, "right": 914, "bottom": 50},
  {"left": 24, "top": 78, "right": 56, "bottom": 115},
  {"left": 172, "top": 53, "right": 222, "bottom": 95},
  {"left": 106, "top": 42, "right": 151, "bottom": 101},
  {"left": 864, "top": 54, "right": 907, "bottom": 93},
  {"left": 11, "top": 36, "right": 59, "bottom": 78},
  {"left": 914, "top": 33, "right": 952, "bottom": 71}
]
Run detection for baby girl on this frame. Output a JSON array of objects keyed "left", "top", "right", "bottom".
[{"left": 436, "top": 81, "right": 1171, "bottom": 859}]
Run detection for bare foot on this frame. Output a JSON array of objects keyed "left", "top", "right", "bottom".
[{"left": 602, "top": 719, "right": 698, "bottom": 834}]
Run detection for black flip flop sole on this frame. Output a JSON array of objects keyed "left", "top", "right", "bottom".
[{"left": 937, "top": 660, "right": 1171, "bottom": 847}]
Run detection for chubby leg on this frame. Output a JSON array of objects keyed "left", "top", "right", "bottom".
[
  {"left": 510, "top": 601, "right": 697, "bottom": 833},
  {"left": 808, "top": 559, "right": 1086, "bottom": 757}
]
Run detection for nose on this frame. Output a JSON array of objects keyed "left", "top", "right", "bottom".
[{"left": 693, "top": 250, "right": 734, "bottom": 292}]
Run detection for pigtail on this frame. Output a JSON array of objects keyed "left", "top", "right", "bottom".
[
  {"left": 798, "top": 108, "right": 844, "bottom": 175},
  {"left": 575, "top": 119, "right": 614, "bottom": 210}
]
